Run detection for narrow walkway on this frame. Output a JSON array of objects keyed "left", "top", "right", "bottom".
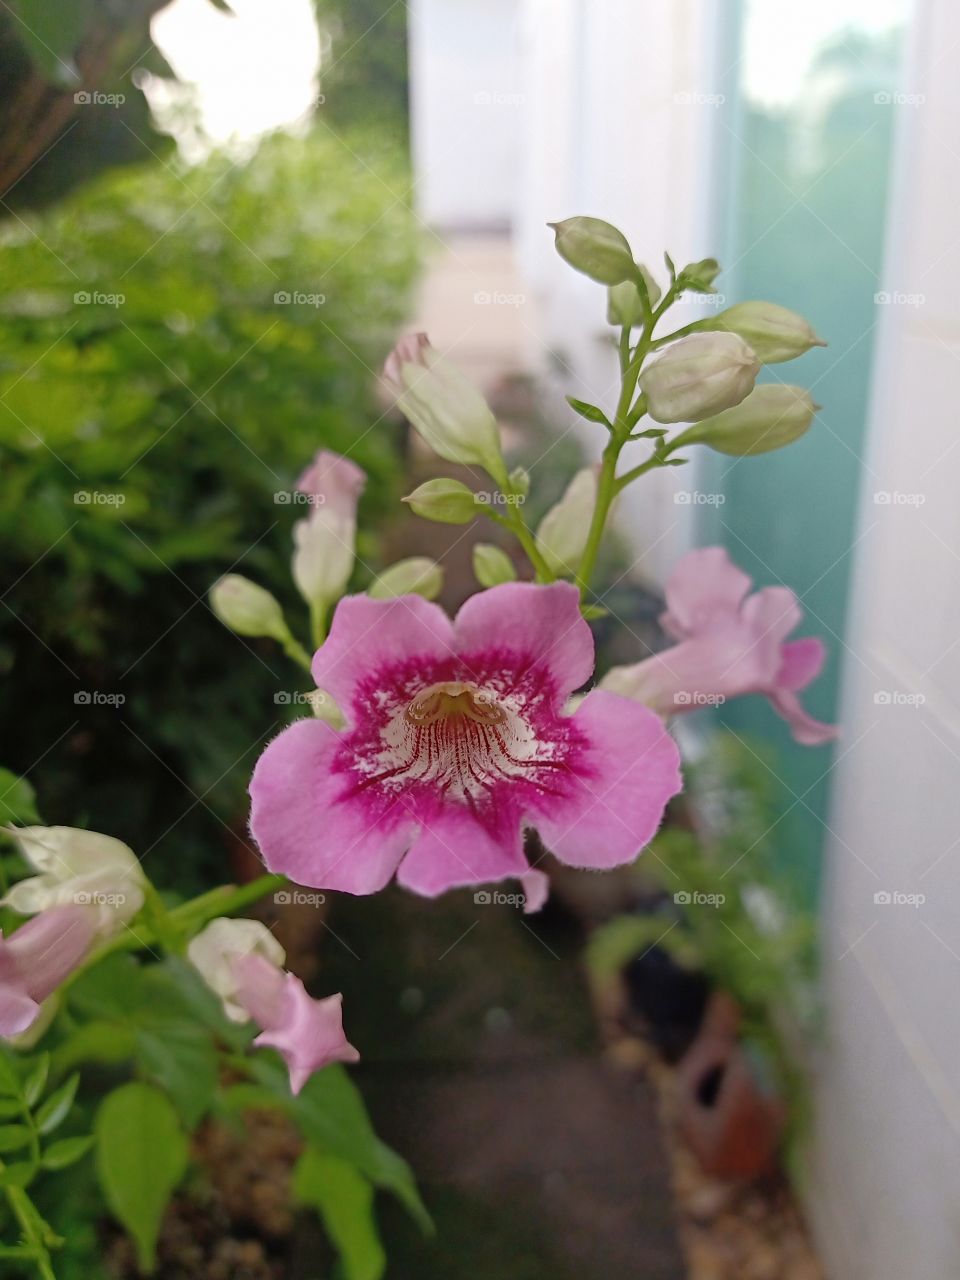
[{"left": 322, "top": 887, "right": 686, "bottom": 1279}]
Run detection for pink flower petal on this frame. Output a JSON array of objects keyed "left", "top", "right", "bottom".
[
  {"left": 453, "top": 581, "right": 593, "bottom": 705},
  {"left": 777, "top": 636, "right": 826, "bottom": 691},
  {"left": 534, "top": 690, "right": 681, "bottom": 869},
  {"left": 249, "top": 718, "right": 415, "bottom": 893},
  {"left": 311, "top": 594, "right": 456, "bottom": 715},
  {"left": 660, "top": 546, "right": 753, "bottom": 638},
  {"left": 396, "top": 806, "right": 528, "bottom": 898},
  {"left": 253, "top": 977, "right": 359, "bottom": 1095},
  {"left": 296, "top": 450, "right": 366, "bottom": 520},
  {"left": 230, "top": 952, "right": 287, "bottom": 1028},
  {"left": 767, "top": 688, "right": 839, "bottom": 746},
  {"left": 0, "top": 905, "right": 97, "bottom": 1038},
  {"left": 520, "top": 868, "right": 550, "bottom": 914}
]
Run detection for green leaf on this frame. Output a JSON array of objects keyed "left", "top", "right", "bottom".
[
  {"left": 0, "top": 768, "right": 40, "bottom": 826},
  {"left": 581, "top": 604, "right": 609, "bottom": 621},
  {"left": 23, "top": 1055, "right": 49, "bottom": 1108},
  {"left": 565, "top": 396, "right": 611, "bottom": 427},
  {"left": 1, "top": 1162, "right": 35, "bottom": 1187},
  {"left": 95, "top": 1083, "right": 188, "bottom": 1273},
  {"left": 249, "top": 1059, "right": 431, "bottom": 1233},
  {"left": 51, "top": 1020, "right": 137, "bottom": 1077},
  {"left": 294, "top": 1148, "right": 385, "bottom": 1280},
  {"left": 35, "top": 1074, "right": 79, "bottom": 1135},
  {"left": 135, "top": 1026, "right": 218, "bottom": 1131},
  {"left": 0, "top": 1099, "right": 24, "bottom": 1120},
  {"left": 0, "top": 1049, "right": 20, "bottom": 1098},
  {"left": 0, "top": 1125, "right": 32, "bottom": 1153},
  {"left": 40, "top": 1134, "right": 95, "bottom": 1170}
]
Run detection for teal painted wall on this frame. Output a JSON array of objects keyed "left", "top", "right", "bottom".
[{"left": 702, "top": 12, "right": 909, "bottom": 905}]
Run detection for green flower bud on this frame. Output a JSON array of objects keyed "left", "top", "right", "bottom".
[
  {"left": 383, "top": 334, "right": 506, "bottom": 476},
  {"left": 508, "top": 465, "right": 531, "bottom": 499},
  {"left": 403, "top": 478, "right": 478, "bottom": 524},
  {"left": 673, "top": 384, "right": 818, "bottom": 456},
  {"left": 534, "top": 467, "right": 599, "bottom": 576},
  {"left": 703, "top": 301, "right": 826, "bottom": 363},
  {"left": 607, "top": 268, "right": 661, "bottom": 326},
  {"left": 549, "top": 217, "right": 636, "bottom": 286},
  {"left": 369, "top": 557, "right": 444, "bottom": 601},
  {"left": 210, "top": 574, "right": 287, "bottom": 640},
  {"left": 639, "top": 332, "right": 760, "bottom": 424},
  {"left": 678, "top": 257, "right": 721, "bottom": 293},
  {"left": 473, "top": 543, "right": 517, "bottom": 588}
]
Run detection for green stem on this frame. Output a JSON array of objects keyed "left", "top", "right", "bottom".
[
  {"left": 309, "top": 600, "right": 328, "bottom": 650},
  {"left": 279, "top": 630, "right": 313, "bottom": 672}
]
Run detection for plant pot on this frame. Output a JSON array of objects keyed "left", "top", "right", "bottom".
[{"left": 675, "top": 992, "right": 786, "bottom": 1180}]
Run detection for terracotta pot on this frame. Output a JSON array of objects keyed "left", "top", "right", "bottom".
[{"left": 674, "top": 992, "right": 786, "bottom": 1180}]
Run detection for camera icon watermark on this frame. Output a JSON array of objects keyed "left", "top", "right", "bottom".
[
  {"left": 74, "top": 890, "right": 127, "bottom": 907},
  {"left": 873, "top": 291, "right": 925, "bottom": 308},
  {"left": 473, "top": 889, "right": 526, "bottom": 908},
  {"left": 873, "top": 91, "right": 925, "bottom": 107},
  {"left": 673, "top": 691, "right": 726, "bottom": 707},
  {"left": 74, "top": 690, "right": 126, "bottom": 707},
  {"left": 474, "top": 491, "right": 525, "bottom": 508},
  {"left": 674, "top": 491, "right": 725, "bottom": 506},
  {"left": 873, "top": 690, "right": 925, "bottom": 707},
  {"left": 872, "top": 489, "right": 925, "bottom": 506},
  {"left": 873, "top": 890, "right": 925, "bottom": 907},
  {"left": 473, "top": 290, "right": 526, "bottom": 307},
  {"left": 74, "top": 290, "right": 125, "bottom": 308},
  {"left": 274, "top": 889, "right": 326, "bottom": 906},
  {"left": 673, "top": 91, "right": 726, "bottom": 107},
  {"left": 674, "top": 890, "right": 726, "bottom": 907},
  {"left": 273, "top": 490, "right": 325, "bottom": 506},
  {"left": 274, "top": 290, "right": 326, "bottom": 307},
  {"left": 74, "top": 490, "right": 126, "bottom": 506},
  {"left": 74, "top": 90, "right": 125, "bottom": 108}
]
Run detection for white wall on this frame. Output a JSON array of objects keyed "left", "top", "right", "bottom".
[
  {"left": 408, "top": 0, "right": 523, "bottom": 228},
  {"left": 808, "top": 3, "right": 960, "bottom": 1276},
  {"left": 513, "top": 0, "right": 727, "bottom": 583}
]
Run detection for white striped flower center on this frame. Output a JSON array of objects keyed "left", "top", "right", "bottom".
[{"left": 367, "top": 680, "right": 547, "bottom": 799}]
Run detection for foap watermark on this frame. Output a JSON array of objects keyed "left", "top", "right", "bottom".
[
  {"left": 74, "top": 290, "right": 125, "bottom": 308},
  {"left": 74, "top": 90, "right": 126, "bottom": 108},
  {"left": 674, "top": 890, "right": 726, "bottom": 907},
  {"left": 74, "top": 691, "right": 126, "bottom": 708},
  {"left": 873, "top": 489, "right": 925, "bottom": 506},
  {"left": 674, "top": 691, "right": 726, "bottom": 708},
  {"left": 274, "top": 290, "right": 326, "bottom": 307},
  {"left": 473, "top": 90, "right": 526, "bottom": 107},
  {"left": 674, "top": 91, "right": 726, "bottom": 107},
  {"left": 874, "top": 290, "right": 925, "bottom": 307},
  {"left": 873, "top": 690, "right": 926, "bottom": 707},
  {"left": 474, "top": 491, "right": 525, "bottom": 508},
  {"left": 474, "top": 889, "right": 527, "bottom": 908},
  {"left": 873, "top": 91, "right": 925, "bottom": 107},
  {"left": 274, "top": 690, "right": 333, "bottom": 708},
  {"left": 74, "top": 490, "right": 126, "bottom": 506},
  {"left": 274, "top": 889, "right": 326, "bottom": 907},
  {"left": 674, "top": 490, "right": 725, "bottom": 506},
  {"left": 74, "top": 890, "right": 127, "bottom": 907},
  {"left": 873, "top": 890, "right": 925, "bottom": 908},
  {"left": 274, "top": 490, "right": 326, "bottom": 506},
  {"left": 474, "top": 290, "right": 526, "bottom": 308}
]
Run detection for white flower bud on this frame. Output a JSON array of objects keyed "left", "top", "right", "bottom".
[
  {"left": 534, "top": 467, "right": 599, "bottom": 577},
  {"left": 210, "top": 575, "right": 287, "bottom": 641},
  {"left": 187, "top": 917, "right": 285, "bottom": 1023},
  {"left": 673, "top": 384, "right": 818, "bottom": 456},
  {"left": 291, "top": 450, "right": 366, "bottom": 611},
  {"left": 705, "top": 301, "right": 826, "bottom": 363},
  {"left": 2, "top": 826, "right": 145, "bottom": 936},
  {"left": 383, "top": 334, "right": 506, "bottom": 476},
  {"left": 368, "top": 558, "right": 444, "bottom": 601},
  {"left": 639, "top": 332, "right": 760, "bottom": 424},
  {"left": 473, "top": 543, "right": 516, "bottom": 588}
]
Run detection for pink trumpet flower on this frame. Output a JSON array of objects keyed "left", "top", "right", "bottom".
[
  {"left": 601, "top": 547, "right": 837, "bottom": 746},
  {"left": 0, "top": 906, "right": 97, "bottom": 1037},
  {"left": 232, "top": 954, "right": 359, "bottom": 1095},
  {"left": 249, "top": 582, "right": 682, "bottom": 898}
]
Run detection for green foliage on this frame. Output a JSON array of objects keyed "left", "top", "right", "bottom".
[
  {"left": 94, "top": 1081, "right": 189, "bottom": 1273},
  {"left": 293, "top": 1148, "right": 386, "bottom": 1280},
  {"left": 313, "top": 0, "right": 410, "bottom": 140},
  {"left": 0, "top": 127, "right": 417, "bottom": 887}
]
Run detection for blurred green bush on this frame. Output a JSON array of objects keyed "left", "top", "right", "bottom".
[{"left": 0, "top": 127, "right": 418, "bottom": 888}]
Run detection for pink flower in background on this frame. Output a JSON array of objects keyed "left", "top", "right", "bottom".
[
  {"left": 249, "top": 582, "right": 682, "bottom": 898},
  {"left": 0, "top": 905, "right": 97, "bottom": 1037},
  {"left": 291, "top": 449, "right": 366, "bottom": 610},
  {"left": 188, "top": 918, "right": 358, "bottom": 1096},
  {"left": 233, "top": 954, "right": 359, "bottom": 1095},
  {"left": 601, "top": 547, "right": 837, "bottom": 746}
]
